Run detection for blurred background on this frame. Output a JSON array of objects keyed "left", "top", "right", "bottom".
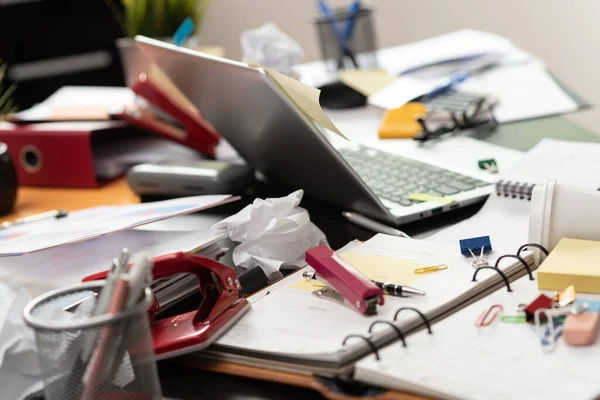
[{"left": 1, "top": 0, "right": 599, "bottom": 132}]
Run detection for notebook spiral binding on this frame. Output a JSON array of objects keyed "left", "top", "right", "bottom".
[
  {"left": 496, "top": 180, "right": 536, "bottom": 200},
  {"left": 342, "top": 243, "right": 550, "bottom": 360}
]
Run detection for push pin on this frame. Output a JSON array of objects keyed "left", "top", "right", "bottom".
[
  {"left": 469, "top": 247, "right": 490, "bottom": 268},
  {"left": 478, "top": 159, "right": 498, "bottom": 173}
]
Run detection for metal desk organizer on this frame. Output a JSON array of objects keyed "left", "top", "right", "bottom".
[{"left": 23, "top": 282, "right": 162, "bottom": 400}]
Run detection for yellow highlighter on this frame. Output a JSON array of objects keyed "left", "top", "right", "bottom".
[{"left": 378, "top": 102, "right": 427, "bottom": 139}]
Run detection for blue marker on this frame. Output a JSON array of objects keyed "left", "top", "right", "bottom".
[{"left": 173, "top": 17, "right": 194, "bottom": 47}]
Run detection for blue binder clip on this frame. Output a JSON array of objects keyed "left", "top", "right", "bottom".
[{"left": 460, "top": 236, "right": 492, "bottom": 268}]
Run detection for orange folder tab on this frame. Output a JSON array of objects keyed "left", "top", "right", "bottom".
[{"left": 378, "top": 102, "right": 426, "bottom": 139}]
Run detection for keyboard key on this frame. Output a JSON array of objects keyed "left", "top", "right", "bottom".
[
  {"left": 436, "top": 185, "right": 460, "bottom": 195},
  {"left": 397, "top": 198, "right": 413, "bottom": 206},
  {"left": 447, "top": 181, "right": 475, "bottom": 191}
]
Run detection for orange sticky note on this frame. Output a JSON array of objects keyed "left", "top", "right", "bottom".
[{"left": 378, "top": 102, "right": 427, "bottom": 139}]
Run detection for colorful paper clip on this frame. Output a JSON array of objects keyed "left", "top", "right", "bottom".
[
  {"left": 534, "top": 303, "right": 588, "bottom": 352},
  {"left": 556, "top": 285, "right": 576, "bottom": 307},
  {"left": 414, "top": 264, "right": 448, "bottom": 274},
  {"left": 475, "top": 304, "right": 503, "bottom": 327}
]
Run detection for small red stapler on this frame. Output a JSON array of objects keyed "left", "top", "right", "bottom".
[
  {"left": 305, "top": 245, "right": 384, "bottom": 315},
  {"left": 83, "top": 252, "right": 250, "bottom": 359}
]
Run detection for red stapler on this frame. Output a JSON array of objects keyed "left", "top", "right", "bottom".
[
  {"left": 116, "top": 63, "right": 221, "bottom": 158},
  {"left": 83, "top": 252, "right": 250, "bottom": 359},
  {"left": 305, "top": 245, "right": 384, "bottom": 315}
]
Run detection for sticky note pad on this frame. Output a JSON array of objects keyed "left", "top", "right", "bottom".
[
  {"left": 407, "top": 192, "right": 454, "bottom": 204},
  {"left": 338, "top": 69, "right": 397, "bottom": 97},
  {"left": 377, "top": 102, "right": 426, "bottom": 139},
  {"left": 538, "top": 238, "right": 600, "bottom": 293}
]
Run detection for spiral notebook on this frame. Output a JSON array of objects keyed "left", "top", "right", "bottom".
[
  {"left": 428, "top": 138, "right": 600, "bottom": 253},
  {"left": 353, "top": 270, "right": 600, "bottom": 400},
  {"left": 196, "top": 234, "right": 537, "bottom": 376}
]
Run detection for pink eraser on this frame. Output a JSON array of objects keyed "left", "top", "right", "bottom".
[{"left": 564, "top": 312, "right": 600, "bottom": 346}]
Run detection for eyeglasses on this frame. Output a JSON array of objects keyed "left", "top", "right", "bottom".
[{"left": 413, "top": 97, "right": 498, "bottom": 142}]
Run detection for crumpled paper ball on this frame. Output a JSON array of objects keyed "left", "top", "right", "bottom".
[
  {"left": 241, "top": 22, "right": 304, "bottom": 76},
  {"left": 212, "top": 190, "right": 327, "bottom": 280}
]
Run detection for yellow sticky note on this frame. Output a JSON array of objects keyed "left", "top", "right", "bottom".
[
  {"left": 263, "top": 68, "right": 346, "bottom": 139},
  {"left": 290, "top": 252, "right": 425, "bottom": 292},
  {"left": 338, "top": 69, "right": 397, "bottom": 96},
  {"left": 378, "top": 102, "right": 427, "bottom": 139},
  {"left": 538, "top": 238, "right": 600, "bottom": 293},
  {"left": 407, "top": 192, "right": 454, "bottom": 204},
  {"left": 340, "top": 252, "right": 423, "bottom": 285}
]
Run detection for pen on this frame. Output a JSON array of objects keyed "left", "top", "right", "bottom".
[
  {"left": 303, "top": 270, "right": 425, "bottom": 296},
  {"left": 422, "top": 53, "right": 500, "bottom": 101},
  {"left": 0, "top": 209, "right": 68, "bottom": 229},
  {"left": 342, "top": 211, "right": 410, "bottom": 238}
]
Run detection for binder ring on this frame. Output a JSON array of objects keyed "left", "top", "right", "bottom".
[
  {"left": 393, "top": 307, "right": 432, "bottom": 334},
  {"left": 342, "top": 334, "right": 380, "bottom": 360},
  {"left": 494, "top": 254, "right": 533, "bottom": 280},
  {"left": 517, "top": 243, "right": 549, "bottom": 258},
  {"left": 368, "top": 321, "right": 406, "bottom": 347},
  {"left": 472, "top": 266, "right": 512, "bottom": 292}
]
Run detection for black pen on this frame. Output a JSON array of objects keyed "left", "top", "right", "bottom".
[{"left": 302, "top": 270, "right": 426, "bottom": 296}]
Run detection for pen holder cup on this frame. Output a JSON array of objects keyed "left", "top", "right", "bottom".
[
  {"left": 23, "top": 281, "right": 162, "bottom": 400},
  {"left": 313, "top": 6, "right": 378, "bottom": 71}
]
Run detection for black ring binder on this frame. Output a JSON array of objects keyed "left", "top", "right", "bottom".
[
  {"left": 393, "top": 307, "right": 432, "bottom": 334},
  {"left": 342, "top": 334, "right": 380, "bottom": 360},
  {"left": 368, "top": 321, "right": 407, "bottom": 347},
  {"left": 494, "top": 254, "right": 533, "bottom": 280},
  {"left": 472, "top": 266, "right": 512, "bottom": 292},
  {"left": 517, "top": 243, "right": 549, "bottom": 257}
]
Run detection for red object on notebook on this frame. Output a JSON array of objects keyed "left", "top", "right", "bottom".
[
  {"left": 0, "top": 121, "right": 135, "bottom": 187},
  {"left": 117, "top": 64, "right": 221, "bottom": 158}
]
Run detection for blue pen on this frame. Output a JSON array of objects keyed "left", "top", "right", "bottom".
[
  {"left": 422, "top": 53, "right": 500, "bottom": 101},
  {"left": 342, "top": 1, "right": 361, "bottom": 45}
]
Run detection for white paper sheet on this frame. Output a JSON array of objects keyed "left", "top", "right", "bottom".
[
  {"left": 0, "top": 229, "right": 225, "bottom": 297},
  {"left": 428, "top": 138, "right": 600, "bottom": 253},
  {"left": 0, "top": 195, "right": 233, "bottom": 256},
  {"left": 459, "top": 62, "right": 579, "bottom": 122},
  {"left": 354, "top": 272, "right": 600, "bottom": 400}
]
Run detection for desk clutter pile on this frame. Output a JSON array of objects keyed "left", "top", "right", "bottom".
[{"left": 1, "top": 7, "right": 600, "bottom": 399}]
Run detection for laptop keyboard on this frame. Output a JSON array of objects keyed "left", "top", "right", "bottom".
[{"left": 339, "top": 148, "right": 491, "bottom": 206}]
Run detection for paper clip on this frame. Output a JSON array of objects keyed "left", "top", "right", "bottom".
[
  {"left": 534, "top": 303, "right": 588, "bottom": 352},
  {"left": 556, "top": 285, "right": 576, "bottom": 307},
  {"left": 475, "top": 304, "right": 503, "bottom": 327},
  {"left": 414, "top": 264, "right": 448, "bottom": 274}
]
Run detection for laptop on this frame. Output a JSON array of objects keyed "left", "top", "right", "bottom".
[{"left": 134, "top": 36, "right": 493, "bottom": 226}]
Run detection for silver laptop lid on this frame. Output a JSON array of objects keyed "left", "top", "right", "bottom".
[{"left": 133, "top": 36, "right": 394, "bottom": 224}]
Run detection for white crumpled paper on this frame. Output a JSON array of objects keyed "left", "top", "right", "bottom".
[
  {"left": 241, "top": 22, "right": 304, "bottom": 76},
  {"left": 0, "top": 286, "right": 43, "bottom": 400},
  {"left": 212, "top": 190, "right": 327, "bottom": 280}
]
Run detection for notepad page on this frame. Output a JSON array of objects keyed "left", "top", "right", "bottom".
[
  {"left": 354, "top": 273, "right": 600, "bottom": 400},
  {"left": 213, "top": 234, "right": 533, "bottom": 366},
  {"left": 428, "top": 138, "right": 600, "bottom": 253}
]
